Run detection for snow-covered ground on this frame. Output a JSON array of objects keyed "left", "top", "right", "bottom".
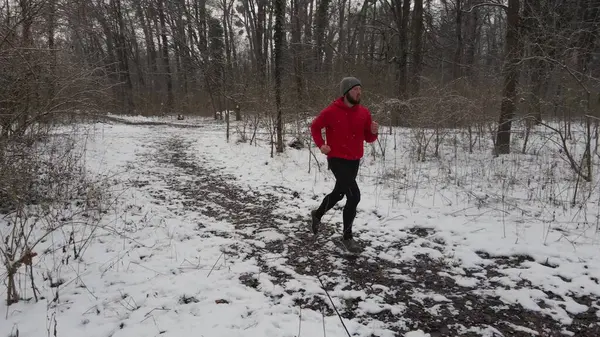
[{"left": 1, "top": 114, "right": 600, "bottom": 337}]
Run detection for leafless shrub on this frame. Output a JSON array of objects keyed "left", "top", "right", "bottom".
[
  {"left": 377, "top": 83, "right": 487, "bottom": 161},
  {"left": 0, "top": 11, "right": 115, "bottom": 306},
  {"left": 0, "top": 129, "right": 115, "bottom": 306}
]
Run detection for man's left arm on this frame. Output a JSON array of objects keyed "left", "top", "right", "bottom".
[{"left": 364, "top": 109, "right": 378, "bottom": 143}]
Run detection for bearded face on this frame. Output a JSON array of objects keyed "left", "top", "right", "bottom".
[{"left": 345, "top": 86, "right": 361, "bottom": 105}]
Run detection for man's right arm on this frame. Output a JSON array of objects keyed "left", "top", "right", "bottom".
[{"left": 310, "top": 108, "right": 329, "bottom": 148}]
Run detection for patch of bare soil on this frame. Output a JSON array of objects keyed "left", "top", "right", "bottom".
[
  {"left": 83, "top": 113, "right": 210, "bottom": 128},
  {"left": 139, "top": 135, "right": 599, "bottom": 336}
]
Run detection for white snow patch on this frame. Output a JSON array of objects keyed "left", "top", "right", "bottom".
[{"left": 2, "top": 117, "right": 599, "bottom": 337}]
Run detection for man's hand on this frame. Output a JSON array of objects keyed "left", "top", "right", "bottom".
[
  {"left": 371, "top": 121, "right": 379, "bottom": 134},
  {"left": 320, "top": 144, "right": 331, "bottom": 155}
]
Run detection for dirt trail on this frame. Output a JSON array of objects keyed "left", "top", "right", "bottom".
[{"left": 140, "top": 133, "right": 598, "bottom": 337}]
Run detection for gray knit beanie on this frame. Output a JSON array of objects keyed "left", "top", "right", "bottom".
[{"left": 340, "top": 77, "right": 361, "bottom": 96}]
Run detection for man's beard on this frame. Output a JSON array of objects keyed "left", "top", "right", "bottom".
[{"left": 345, "top": 92, "right": 360, "bottom": 105}]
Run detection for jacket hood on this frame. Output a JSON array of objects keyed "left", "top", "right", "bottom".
[{"left": 333, "top": 97, "right": 360, "bottom": 111}]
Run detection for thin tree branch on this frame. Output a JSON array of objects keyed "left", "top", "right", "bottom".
[{"left": 463, "top": 2, "right": 508, "bottom": 13}]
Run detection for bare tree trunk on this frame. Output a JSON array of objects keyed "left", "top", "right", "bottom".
[
  {"left": 113, "top": 0, "right": 134, "bottom": 114},
  {"left": 256, "top": 0, "right": 267, "bottom": 81},
  {"left": 368, "top": 0, "right": 377, "bottom": 72},
  {"left": 47, "top": 0, "right": 56, "bottom": 100},
  {"left": 222, "top": 0, "right": 232, "bottom": 87},
  {"left": 241, "top": 0, "right": 267, "bottom": 82},
  {"left": 303, "top": 0, "right": 314, "bottom": 82},
  {"left": 176, "top": 0, "right": 189, "bottom": 98},
  {"left": 314, "top": 0, "right": 331, "bottom": 72},
  {"left": 194, "top": 0, "right": 208, "bottom": 53},
  {"left": 291, "top": 0, "right": 304, "bottom": 100},
  {"left": 494, "top": 0, "right": 521, "bottom": 155},
  {"left": 356, "top": 1, "right": 368, "bottom": 65},
  {"left": 274, "top": 0, "right": 284, "bottom": 153},
  {"left": 157, "top": 0, "right": 174, "bottom": 113},
  {"left": 398, "top": 0, "right": 410, "bottom": 98},
  {"left": 19, "top": 0, "right": 33, "bottom": 130},
  {"left": 336, "top": 0, "right": 347, "bottom": 73},
  {"left": 125, "top": 11, "right": 146, "bottom": 89},
  {"left": 464, "top": 0, "right": 478, "bottom": 81},
  {"left": 390, "top": 0, "right": 410, "bottom": 126},
  {"left": 452, "top": 0, "right": 463, "bottom": 80},
  {"left": 410, "top": 0, "right": 424, "bottom": 96}
]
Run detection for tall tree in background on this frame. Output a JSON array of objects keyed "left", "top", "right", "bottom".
[
  {"left": 495, "top": 0, "right": 521, "bottom": 155},
  {"left": 410, "top": 0, "right": 424, "bottom": 95},
  {"left": 157, "top": 0, "right": 174, "bottom": 113},
  {"left": 394, "top": 0, "right": 411, "bottom": 99},
  {"left": 314, "top": 0, "right": 331, "bottom": 72},
  {"left": 112, "top": 0, "right": 134, "bottom": 114},
  {"left": 274, "top": 0, "right": 285, "bottom": 153},
  {"left": 291, "top": 0, "right": 304, "bottom": 102},
  {"left": 208, "top": 17, "right": 225, "bottom": 112}
]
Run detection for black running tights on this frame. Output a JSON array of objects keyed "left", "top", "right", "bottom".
[{"left": 315, "top": 157, "right": 360, "bottom": 240}]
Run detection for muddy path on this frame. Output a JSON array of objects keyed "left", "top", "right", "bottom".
[{"left": 136, "top": 133, "right": 598, "bottom": 337}]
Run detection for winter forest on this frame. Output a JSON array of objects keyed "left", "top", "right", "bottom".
[
  {"left": 2, "top": 0, "right": 600, "bottom": 336},
  {"left": 3, "top": 0, "right": 600, "bottom": 152}
]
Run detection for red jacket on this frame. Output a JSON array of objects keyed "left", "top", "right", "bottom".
[{"left": 310, "top": 97, "right": 378, "bottom": 160}]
